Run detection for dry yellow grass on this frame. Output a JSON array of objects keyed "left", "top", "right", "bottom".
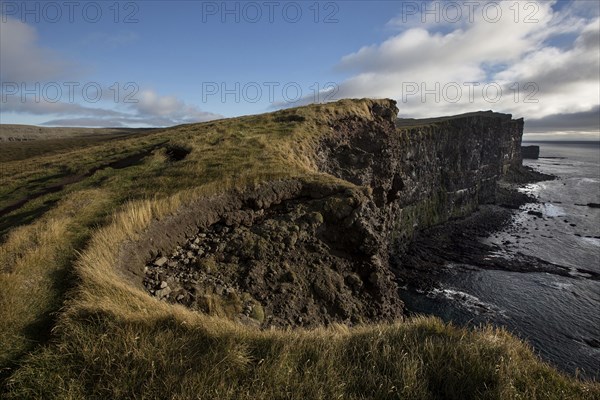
[{"left": 1, "top": 99, "right": 598, "bottom": 398}]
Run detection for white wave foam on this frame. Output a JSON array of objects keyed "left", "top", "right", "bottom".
[
  {"left": 542, "top": 204, "right": 566, "bottom": 217},
  {"left": 580, "top": 237, "right": 600, "bottom": 247},
  {"left": 541, "top": 281, "right": 574, "bottom": 290},
  {"left": 428, "top": 288, "right": 507, "bottom": 317}
]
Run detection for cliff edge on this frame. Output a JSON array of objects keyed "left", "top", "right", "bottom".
[{"left": 114, "top": 99, "right": 535, "bottom": 328}]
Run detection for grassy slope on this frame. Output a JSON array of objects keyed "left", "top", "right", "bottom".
[
  {"left": 0, "top": 124, "right": 155, "bottom": 140},
  {"left": 1, "top": 99, "right": 598, "bottom": 399}
]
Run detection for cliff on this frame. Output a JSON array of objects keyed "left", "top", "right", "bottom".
[
  {"left": 6, "top": 99, "right": 599, "bottom": 398},
  {"left": 119, "top": 99, "right": 528, "bottom": 328}
]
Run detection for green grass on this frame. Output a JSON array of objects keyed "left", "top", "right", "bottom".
[{"left": 1, "top": 99, "right": 598, "bottom": 399}]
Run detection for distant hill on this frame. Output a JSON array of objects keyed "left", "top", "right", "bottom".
[{"left": 0, "top": 124, "right": 156, "bottom": 142}]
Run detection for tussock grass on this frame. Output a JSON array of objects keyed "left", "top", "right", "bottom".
[
  {"left": 6, "top": 312, "right": 597, "bottom": 399},
  {"left": 0, "top": 188, "right": 114, "bottom": 367},
  {"left": 1, "top": 99, "right": 598, "bottom": 398}
]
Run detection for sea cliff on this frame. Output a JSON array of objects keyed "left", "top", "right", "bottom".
[{"left": 126, "top": 99, "right": 532, "bottom": 327}]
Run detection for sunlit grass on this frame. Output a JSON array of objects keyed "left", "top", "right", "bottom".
[{"left": 1, "top": 99, "right": 598, "bottom": 398}]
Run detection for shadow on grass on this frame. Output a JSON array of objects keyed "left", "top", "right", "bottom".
[
  {"left": 0, "top": 142, "right": 167, "bottom": 222},
  {"left": 0, "top": 259, "right": 76, "bottom": 388},
  {"left": 0, "top": 199, "right": 59, "bottom": 244}
]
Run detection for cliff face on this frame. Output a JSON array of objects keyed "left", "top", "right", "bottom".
[
  {"left": 315, "top": 101, "right": 524, "bottom": 257},
  {"left": 123, "top": 99, "right": 526, "bottom": 328}
]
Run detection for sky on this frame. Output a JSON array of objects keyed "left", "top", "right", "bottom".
[{"left": 1, "top": 0, "right": 599, "bottom": 139}]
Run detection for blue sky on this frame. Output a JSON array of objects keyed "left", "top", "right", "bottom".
[{"left": 1, "top": 0, "right": 599, "bottom": 139}]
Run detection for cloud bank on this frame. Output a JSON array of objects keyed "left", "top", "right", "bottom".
[{"left": 333, "top": 0, "right": 599, "bottom": 137}]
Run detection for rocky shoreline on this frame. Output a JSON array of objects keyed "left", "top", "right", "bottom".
[{"left": 396, "top": 168, "right": 600, "bottom": 294}]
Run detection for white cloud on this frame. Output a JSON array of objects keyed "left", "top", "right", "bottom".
[
  {"left": 135, "top": 90, "right": 203, "bottom": 118},
  {"left": 2, "top": 85, "right": 221, "bottom": 127},
  {"left": 2, "top": 90, "right": 222, "bottom": 127},
  {"left": 0, "top": 17, "right": 76, "bottom": 82},
  {"left": 333, "top": 0, "right": 600, "bottom": 130},
  {"left": 129, "top": 89, "right": 223, "bottom": 125}
]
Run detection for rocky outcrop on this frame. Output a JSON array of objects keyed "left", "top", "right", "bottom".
[
  {"left": 522, "top": 145, "right": 540, "bottom": 159},
  {"left": 121, "top": 99, "right": 528, "bottom": 328},
  {"left": 141, "top": 182, "right": 403, "bottom": 328}
]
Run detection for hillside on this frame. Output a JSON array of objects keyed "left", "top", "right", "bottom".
[
  {"left": 1, "top": 99, "right": 598, "bottom": 399},
  {"left": 0, "top": 124, "right": 155, "bottom": 141},
  {"left": 0, "top": 125, "right": 159, "bottom": 163}
]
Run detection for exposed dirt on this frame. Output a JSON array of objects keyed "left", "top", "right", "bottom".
[{"left": 141, "top": 184, "right": 404, "bottom": 328}]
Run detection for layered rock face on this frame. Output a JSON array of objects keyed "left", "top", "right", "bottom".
[
  {"left": 130, "top": 100, "right": 525, "bottom": 328},
  {"left": 316, "top": 102, "right": 524, "bottom": 257}
]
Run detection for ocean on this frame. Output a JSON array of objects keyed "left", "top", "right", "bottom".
[{"left": 400, "top": 141, "right": 600, "bottom": 379}]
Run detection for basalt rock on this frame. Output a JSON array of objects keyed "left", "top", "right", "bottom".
[
  {"left": 118, "top": 99, "right": 533, "bottom": 328},
  {"left": 522, "top": 145, "right": 540, "bottom": 159}
]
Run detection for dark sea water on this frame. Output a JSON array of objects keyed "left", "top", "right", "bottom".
[{"left": 400, "top": 141, "right": 600, "bottom": 379}]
